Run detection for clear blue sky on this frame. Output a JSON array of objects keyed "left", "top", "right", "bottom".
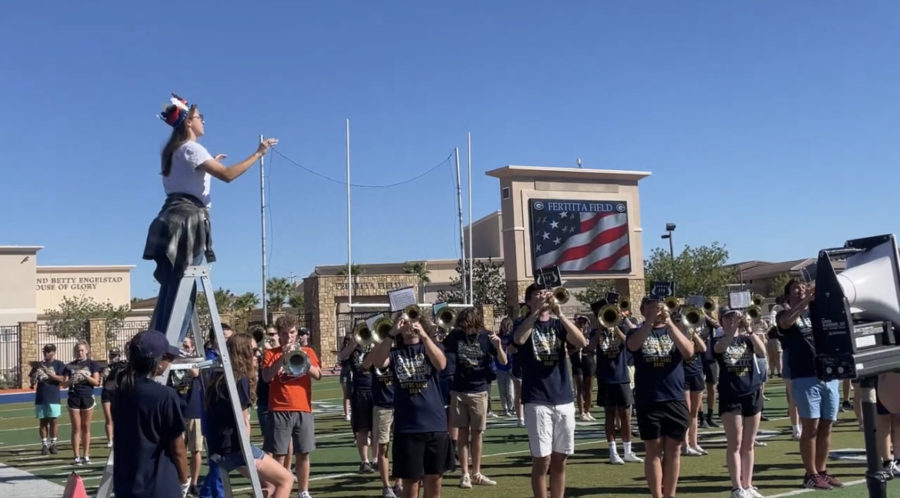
[{"left": 2, "top": 2, "right": 898, "bottom": 299}]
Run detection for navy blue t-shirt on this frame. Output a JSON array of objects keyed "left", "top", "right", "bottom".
[
  {"left": 206, "top": 376, "right": 252, "bottom": 456},
  {"left": 517, "top": 318, "right": 574, "bottom": 405},
  {"left": 371, "top": 365, "right": 394, "bottom": 408},
  {"left": 715, "top": 335, "right": 762, "bottom": 400},
  {"left": 64, "top": 359, "right": 101, "bottom": 398},
  {"left": 256, "top": 366, "right": 270, "bottom": 409},
  {"left": 390, "top": 342, "right": 447, "bottom": 433},
  {"left": 166, "top": 371, "right": 204, "bottom": 420},
  {"left": 33, "top": 360, "right": 66, "bottom": 405},
  {"left": 493, "top": 334, "right": 513, "bottom": 372},
  {"left": 112, "top": 376, "right": 185, "bottom": 498},
  {"left": 683, "top": 329, "right": 703, "bottom": 379},
  {"left": 443, "top": 329, "right": 497, "bottom": 393},
  {"left": 628, "top": 326, "right": 686, "bottom": 405},
  {"left": 595, "top": 328, "right": 630, "bottom": 384},
  {"left": 350, "top": 347, "right": 374, "bottom": 392},
  {"left": 778, "top": 310, "right": 817, "bottom": 379}
]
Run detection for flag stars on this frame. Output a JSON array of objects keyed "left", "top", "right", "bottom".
[
  {"left": 542, "top": 232, "right": 550, "bottom": 240},
  {"left": 536, "top": 244, "right": 542, "bottom": 251},
  {"left": 554, "top": 237, "right": 561, "bottom": 245},
  {"left": 559, "top": 212, "right": 568, "bottom": 218},
  {"left": 550, "top": 220, "right": 559, "bottom": 229}
]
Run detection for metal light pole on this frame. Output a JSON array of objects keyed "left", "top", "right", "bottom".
[{"left": 661, "top": 223, "right": 676, "bottom": 289}]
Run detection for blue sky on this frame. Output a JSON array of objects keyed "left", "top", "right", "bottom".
[{"left": 2, "top": 2, "right": 898, "bottom": 299}]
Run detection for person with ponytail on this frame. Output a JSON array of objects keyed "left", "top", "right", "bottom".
[
  {"left": 206, "top": 333, "right": 293, "bottom": 498},
  {"left": 143, "top": 93, "right": 278, "bottom": 337},
  {"left": 112, "top": 330, "right": 188, "bottom": 498}
]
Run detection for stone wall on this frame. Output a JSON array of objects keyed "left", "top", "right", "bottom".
[{"left": 18, "top": 322, "right": 37, "bottom": 389}]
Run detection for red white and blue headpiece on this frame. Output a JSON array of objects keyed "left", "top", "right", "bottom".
[{"left": 158, "top": 93, "right": 193, "bottom": 128}]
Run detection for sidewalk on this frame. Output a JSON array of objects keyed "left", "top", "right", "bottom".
[{"left": 0, "top": 463, "right": 65, "bottom": 497}]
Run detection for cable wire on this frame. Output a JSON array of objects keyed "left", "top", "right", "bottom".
[{"left": 270, "top": 148, "right": 452, "bottom": 188}]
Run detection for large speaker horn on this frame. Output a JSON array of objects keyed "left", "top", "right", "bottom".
[{"left": 836, "top": 238, "right": 900, "bottom": 325}]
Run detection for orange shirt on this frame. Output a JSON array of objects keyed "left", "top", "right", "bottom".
[{"left": 262, "top": 346, "right": 320, "bottom": 413}]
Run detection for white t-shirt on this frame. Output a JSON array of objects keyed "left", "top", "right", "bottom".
[{"left": 163, "top": 141, "right": 213, "bottom": 207}]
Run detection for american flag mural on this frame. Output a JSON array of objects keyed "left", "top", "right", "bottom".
[{"left": 529, "top": 199, "right": 631, "bottom": 273}]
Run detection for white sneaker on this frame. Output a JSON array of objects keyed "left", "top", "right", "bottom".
[
  {"left": 472, "top": 472, "right": 497, "bottom": 486},
  {"left": 683, "top": 446, "right": 701, "bottom": 456},
  {"left": 82, "top": 456, "right": 91, "bottom": 464},
  {"left": 730, "top": 488, "right": 749, "bottom": 498},
  {"left": 580, "top": 413, "right": 591, "bottom": 422},
  {"left": 73, "top": 457, "right": 82, "bottom": 466},
  {"left": 517, "top": 418, "right": 525, "bottom": 427},
  {"left": 745, "top": 486, "right": 764, "bottom": 498},
  {"left": 693, "top": 445, "right": 709, "bottom": 455},
  {"left": 300, "top": 491, "right": 313, "bottom": 498},
  {"left": 586, "top": 413, "right": 596, "bottom": 421},
  {"left": 609, "top": 453, "right": 624, "bottom": 465},
  {"left": 623, "top": 452, "right": 644, "bottom": 463},
  {"left": 344, "top": 414, "right": 351, "bottom": 422},
  {"left": 459, "top": 473, "right": 472, "bottom": 489},
  {"left": 106, "top": 440, "right": 113, "bottom": 448}
]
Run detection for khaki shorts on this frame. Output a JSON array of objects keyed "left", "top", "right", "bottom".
[
  {"left": 373, "top": 406, "right": 394, "bottom": 445},
  {"left": 449, "top": 391, "right": 488, "bottom": 431},
  {"left": 186, "top": 418, "right": 204, "bottom": 453}
]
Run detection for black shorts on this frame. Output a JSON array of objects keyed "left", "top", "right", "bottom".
[
  {"left": 684, "top": 375, "right": 705, "bottom": 393},
  {"left": 636, "top": 400, "right": 690, "bottom": 441},
  {"left": 702, "top": 361, "right": 719, "bottom": 384},
  {"left": 719, "top": 389, "right": 763, "bottom": 417},
  {"left": 101, "top": 389, "right": 113, "bottom": 403},
  {"left": 570, "top": 354, "right": 596, "bottom": 378},
  {"left": 392, "top": 432, "right": 452, "bottom": 480},
  {"left": 597, "top": 382, "right": 633, "bottom": 408},
  {"left": 351, "top": 390, "right": 374, "bottom": 433},
  {"left": 67, "top": 395, "right": 95, "bottom": 410}
]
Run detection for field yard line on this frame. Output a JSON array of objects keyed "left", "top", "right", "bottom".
[
  {"left": 230, "top": 472, "right": 359, "bottom": 492},
  {"left": 766, "top": 479, "right": 865, "bottom": 497},
  {"left": 0, "top": 436, "right": 105, "bottom": 450}
]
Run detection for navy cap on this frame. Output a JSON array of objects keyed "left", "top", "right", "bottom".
[
  {"left": 129, "top": 330, "right": 181, "bottom": 359},
  {"left": 719, "top": 307, "right": 740, "bottom": 318},
  {"left": 298, "top": 327, "right": 310, "bottom": 336}
]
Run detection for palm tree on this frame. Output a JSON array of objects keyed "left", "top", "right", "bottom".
[
  {"left": 404, "top": 261, "right": 430, "bottom": 302},
  {"left": 337, "top": 263, "right": 364, "bottom": 276},
  {"left": 266, "top": 277, "right": 292, "bottom": 311},
  {"left": 233, "top": 292, "right": 260, "bottom": 313},
  {"left": 213, "top": 288, "right": 236, "bottom": 314}
]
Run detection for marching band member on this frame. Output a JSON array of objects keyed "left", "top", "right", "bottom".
[
  {"left": 338, "top": 332, "right": 376, "bottom": 473},
  {"left": 261, "top": 317, "right": 322, "bottom": 498},
  {"left": 715, "top": 309, "right": 766, "bottom": 498},
  {"left": 493, "top": 317, "right": 516, "bottom": 417},
  {"left": 513, "top": 284, "right": 587, "bottom": 498},
  {"left": 367, "top": 312, "right": 451, "bottom": 498},
  {"left": 777, "top": 279, "right": 842, "bottom": 490},
  {"left": 205, "top": 333, "right": 293, "bottom": 498},
  {"left": 683, "top": 322, "right": 708, "bottom": 456},
  {"left": 626, "top": 297, "right": 694, "bottom": 498},
  {"left": 30, "top": 343, "right": 65, "bottom": 456},
  {"left": 592, "top": 311, "right": 642, "bottom": 465},
  {"left": 339, "top": 335, "right": 354, "bottom": 422},
  {"left": 700, "top": 312, "right": 722, "bottom": 429},
  {"left": 112, "top": 330, "right": 188, "bottom": 498},
  {"left": 362, "top": 329, "right": 403, "bottom": 498},
  {"left": 64, "top": 340, "right": 101, "bottom": 466},
  {"left": 443, "top": 307, "right": 506, "bottom": 488},
  {"left": 571, "top": 315, "right": 597, "bottom": 422},
  {"left": 101, "top": 348, "right": 127, "bottom": 449},
  {"left": 167, "top": 336, "right": 204, "bottom": 496}
]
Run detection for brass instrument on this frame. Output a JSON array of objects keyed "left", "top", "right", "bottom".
[
  {"left": 549, "top": 287, "right": 570, "bottom": 314},
  {"left": 353, "top": 321, "right": 382, "bottom": 347},
  {"left": 30, "top": 362, "right": 48, "bottom": 384},
  {"left": 282, "top": 342, "right": 311, "bottom": 377},
  {"left": 596, "top": 304, "right": 621, "bottom": 330},
  {"left": 664, "top": 296, "right": 680, "bottom": 312},
  {"left": 746, "top": 305, "right": 763, "bottom": 321},
  {"left": 374, "top": 315, "right": 394, "bottom": 339},
  {"left": 703, "top": 298, "right": 716, "bottom": 314},
  {"left": 435, "top": 307, "right": 457, "bottom": 332},
  {"left": 619, "top": 299, "right": 631, "bottom": 312},
  {"left": 403, "top": 304, "right": 422, "bottom": 322},
  {"left": 679, "top": 306, "right": 706, "bottom": 331},
  {"left": 752, "top": 294, "right": 764, "bottom": 307}
]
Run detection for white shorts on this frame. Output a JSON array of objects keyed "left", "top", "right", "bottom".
[{"left": 524, "top": 402, "right": 576, "bottom": 458}]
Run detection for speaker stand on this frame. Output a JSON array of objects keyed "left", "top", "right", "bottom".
[{"left": 859, "top": 376, "right": 890, "bottom": 498}]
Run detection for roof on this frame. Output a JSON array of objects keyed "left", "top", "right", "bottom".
[
  {"left": 0, "top": 246, "right": 43, "bottom": 255},
  {"left": 37, "top": 265, "right": 135, "bottom": 271},
  {"left": 309, "top": 258, "right": 503, "bottom": 277},
  {"left": 726, "top": 258, "right": 820, "bottom": 281},
  {"left": 485, "top": 165, "right": 651, "bottom": 183}
]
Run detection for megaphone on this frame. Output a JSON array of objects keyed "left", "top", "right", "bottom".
[{"left": 811, "top": 234, "right": 900, "bottom": 380}]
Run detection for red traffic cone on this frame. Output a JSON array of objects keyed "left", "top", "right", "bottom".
[{"left": 62, "top": 472, "right": 88, "bottom": 498}]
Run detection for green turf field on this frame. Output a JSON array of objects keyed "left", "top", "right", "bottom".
[{"left": 0, "top": 377, "right": 893, "bottom": 497}]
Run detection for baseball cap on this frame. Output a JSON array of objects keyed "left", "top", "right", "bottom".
[
  {"left": 719, "top": 307, "right": 740, "bottom": 318},
  {"left": 298, "top": 327, "right": 310, "bottom": 336},
  {"left": 43, "top": 344, "right": 56, "bottom": 353},
  {"left": 129, "top": 330, "right": 181, "bottom": 359}
]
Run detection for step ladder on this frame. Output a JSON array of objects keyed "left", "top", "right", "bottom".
[{"left": 96, "top": 265, "right": 264, "bottom": 498}]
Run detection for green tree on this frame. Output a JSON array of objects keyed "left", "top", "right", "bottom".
[
  {"left": 574, "top": 280, "right": 618, "bottom": 307},
  {"left": 44, "top": 295, "right": 130, "bottom": 340},
  {"left": 404, "top": 261, "right": 431, "bottom": 301},
  {"left": 769, "top": 273, "right": 793, "bottom": 299},
  {"left": 644, "top": 242, "right": 734, "bottom": 297},
  {"left": 213, "top": 288, "right": 236, "bottom": 314},
  {"left": 288, "top": 288, "right": 304, "bottom": 310},
  {"left": 233, "top": 292, "right": 260, "bottom": 313},
  {"left": 337, "top": 264, "right": 364, "bottom": 276},
  {"left": 438, "top": 258, "right": 508, "bottom": 316},
  {"left": 266, "top": 277, "right": 292, "bottom": 311}
]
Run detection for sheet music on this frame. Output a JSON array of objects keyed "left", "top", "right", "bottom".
[
  {"left": 729, "top": 291, "right": 751, "bottom": 309},
  {"left": 388, "top": 287, "right": 417, "bottom": 312}
]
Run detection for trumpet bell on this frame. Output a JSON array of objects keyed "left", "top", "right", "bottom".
[
  {"left": 373, "top": 316, "right": 394, "bottom": 339},
  {"left": 703, "top": 299, "right": 716, "bottom": 313},
  {"left": 619, "top": 299, "right": 630, "bottom": 312},
  {"left": 551, "top": 287, "right": 570, "bottom": 305},
  {"left": 680, "top": 306, "right": 705, "bottom": 330},
  {"left": 664, "top": 296, "right": 680, "bottom": 311},
  {"left": 596, "top": 304, "right": 620, "bottom": 329},
  {"left": 746, "top": 305, "right": 762, "bottom": 320},
  {"left": 283, "top": 345, "right": 311, "bottom": 377},
  {"left": 436, "top": 307, "right": 457, "bottom": 331},
  {"left": 752, "top": 294, "right": 764, "bottom": 307},
  {"left": 403, "top": 304, "right": 422, "bottom": 322}
]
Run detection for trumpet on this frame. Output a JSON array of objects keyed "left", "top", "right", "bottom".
[
  {"left": 282, "top": 342, "right": 311, "bottom": 377},
  {"left": 403, "top": 304, "right": 422, "bottom": 322},
  {"left": 435, "top": 307, "right": 457, "bottom": 332},
  {"left": 752, "top": 294, "right": 764, "bottom": 307},
  {"left": 664, "top": 296, "right": 680, "bottom": 312},
  {"left": 30, "top": 362, "right": 48, "bottom": 384},
  {"left": 619, "top": 299, "right": 630, "bottom": 312},
  {"left": 596, "top": 304, "right": 621, "bottom": 330},
  {"left": 373, "top": 315, "right": 394, "bottom": 338},
  {"left": 679, "top": 306, "right": 706, "bottom": 331},
  {"left": 353, "top": 321, "right": 382, "bottom": 347},
  {"left": 548, "top": 287, "right": 570, "bottom": 314},
  {"left": 703, "top": 298, "right": 716, "bottom": 314}
]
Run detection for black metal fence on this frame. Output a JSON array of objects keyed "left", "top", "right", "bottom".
[
  {"left": 37, "top": 322, "right": 87, "bottom": 365},
  {"left": 107, "top": 320, "right": 151, "bottom": 357},
  {"left": 0, "top": 326, "right": 20, "bottom": 389}
]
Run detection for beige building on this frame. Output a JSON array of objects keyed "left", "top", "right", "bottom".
[{"left": 0, "top": 246, "right": 133, "bottom": 325}]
